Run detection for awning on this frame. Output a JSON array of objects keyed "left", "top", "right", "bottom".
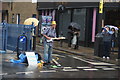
[
  {"left": 37, "top": 2, "right": 99, "bottom": 10},
  {"left": 37, "top": 2, "right": 120, "bottom": 10}
]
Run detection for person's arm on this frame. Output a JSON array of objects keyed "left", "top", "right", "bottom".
[
  {"left": 78, "top": 31, "right": 80, "bottom": 37},
  {"left": 42, "top": 28, "right": 51, "bottom": 40},
  {"left": 42, "top": 34, "right": 51, "bottom": 40},
  {"left": 105, "top": 27, "right": 113, "bottom": 34},
  {"left": 108, "top": 31, "right": 113, "bottom": 35},
  {"left": 101, "top": 28, "right": 106, "bottom": 34}
]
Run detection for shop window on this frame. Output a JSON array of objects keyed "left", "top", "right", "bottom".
[
  {"left": 73, "top": 9, "right": 86, "bottom": 41},
  {"left": 12, "top": 14, "right": 14, "bottom": 23},
  {"left": 59, "top": 10, "right": 71, "bottom": 37},
  {"left": 16, "top": 14, "right": 20, "bottom": 24},
  {"left": 32, "top": 14, "right": 36, "bottom": 18}
]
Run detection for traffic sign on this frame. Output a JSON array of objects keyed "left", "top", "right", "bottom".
[
  {"left": 19, "top": 36, "right": 27, "bottom": 43},
  {"left": 99, "top": 0, "right": 104, "bottom": 13}
]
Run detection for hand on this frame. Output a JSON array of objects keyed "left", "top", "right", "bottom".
[
  {"left": 47, "top": 37, "right": 51, "bottom": 40},
  {"left": 102, "top": 29, "right": 105, "bottom": 32},
  {"left": 106, "top": 27, "right": 109, "bottom": 32}
]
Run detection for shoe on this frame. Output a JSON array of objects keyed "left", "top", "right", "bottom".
[
  {"left": 48, "top": 61, "right": 53, "bottom": 65},
  {"left": 103, "top": 56, "right": 105, "bottom": 59},
  {"left": 106, "top": 57, "right": 110, "bottom": 59},
  {"left": 43, "top": 63, "right": 48, "bottom": 66}
]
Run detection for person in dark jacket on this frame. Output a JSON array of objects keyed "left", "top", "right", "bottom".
[
  {"left": 67, "top": 26, "right": 74, "bottom": 48},
  {"left": 102, "top": 27, "right": 113, "bottom": 59},
  {"left": 111, "top": 28, "right": 116, "bottom": 51}
]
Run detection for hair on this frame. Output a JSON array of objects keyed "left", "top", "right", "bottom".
[
  {"left": 68, "top": 26, "right": 72, "bottom": 30},
  {"left": 111, "top": 28, "right": 115, "bottom": 31}
]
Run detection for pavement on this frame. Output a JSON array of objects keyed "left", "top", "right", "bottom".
[
  {"left": 2, "top": 50, "right": 120, "bottom": 79},
  {"left": 2, "top": 40, "right": 119, "bottom": 65},
  {"left": 44, "top": 41, "right": 119, "bottom": 65},
  {"left": 1, "top": 41, "right": 120, "bottom": 79}
]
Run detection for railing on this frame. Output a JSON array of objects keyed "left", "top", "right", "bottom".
[{"left": 0, "top": 22, "right": 34, "bottom": 52}]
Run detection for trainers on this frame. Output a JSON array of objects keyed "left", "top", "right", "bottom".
[
  {"left": 43, "top": 62, "right": 48, "bottom": 66},
  {"left": 107, "top": 57, "right": 110, "bottom": 59},
  {"left": 48, "top": 61, "right": 54, "bottom": 65},
  {"left": 103, "top": 56, "right": 105, "bottom": 59}
]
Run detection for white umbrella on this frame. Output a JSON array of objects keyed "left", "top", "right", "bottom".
[
  {"left": 105, "top": 25, "right": 119, "bottom": 31},
  {"left": 24, "top": 18, "right": 39, "bottom": 26}
]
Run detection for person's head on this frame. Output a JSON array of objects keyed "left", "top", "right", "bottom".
[
  {"left": 111, "top": 28, "right": 115, "bottom": 32},
  {"left": 51, "top": 21, "right": 57, "bottom": 29},
  {"left": 68, "top": 26, "right": 72, "bottom": 30}
]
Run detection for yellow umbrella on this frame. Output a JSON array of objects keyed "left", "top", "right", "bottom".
[{"left": 24, "top": 18, "right": 39, "bottom": 26}]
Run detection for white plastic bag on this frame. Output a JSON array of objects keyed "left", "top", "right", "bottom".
[{"left": 72, "top": 35, "right": 77, "bottom": 45}]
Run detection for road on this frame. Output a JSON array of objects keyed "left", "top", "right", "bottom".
[{"left": 1, "top": 48, "right": 120, "bottom": 79}]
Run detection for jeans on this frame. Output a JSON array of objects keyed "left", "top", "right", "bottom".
[{"left": 43, "top": 43, "right": 53, "bottom": 63}]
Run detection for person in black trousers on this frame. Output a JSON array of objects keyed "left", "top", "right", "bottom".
[
  {"left": 102, "top": 27, "right": 112, "bottom": 59},
  {"left": 111, "top": 28, "right": 116, "bottom": 51}
]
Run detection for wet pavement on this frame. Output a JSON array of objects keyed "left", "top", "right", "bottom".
[
  {"left": 52, "top": 41, "right": 119, "bottom": 64},
  {"left": 0, "top": 42, "right": 120, "bottom": 79},
  {"left": 1, "top": 48, "right": 120, "bottom": 79}
]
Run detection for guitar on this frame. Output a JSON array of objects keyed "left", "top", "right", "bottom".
[{"left": 46, "top": 37, "right": 66, "bottom": 42}]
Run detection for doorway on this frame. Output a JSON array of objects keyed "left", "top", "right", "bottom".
[
  {"left": 104, "top": 9, "right": 120, "bottom": 50},
  {"left": 105, "top": 9, "right": 120, "bottom": 27}
]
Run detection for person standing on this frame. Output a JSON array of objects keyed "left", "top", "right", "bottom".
[
  {"left": 42, "top": 21, "right": 57, "bottom": 65},
  {"left": 111, "top": 28, "right": 116, "bottom": 51},
  {"left": 71, "top": 28, "right": 80, "bottom": 50},
  {"left": 102, "top": 26, "right": 113, "bottom": 59}
]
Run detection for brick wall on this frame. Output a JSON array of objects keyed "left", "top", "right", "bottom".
[{"left": 7, "top": 2, "right": 38, "bottom": 24}]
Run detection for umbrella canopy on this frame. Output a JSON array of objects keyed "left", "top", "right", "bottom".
[
  {"left": 69, "top": 22, "right": 80, "bottom": 31},
  {"left": 105, "top": 25, "right": 118, "bottom": 31},
  {"left": 24, "top": 18, "right": 39, "bottom": 26}
]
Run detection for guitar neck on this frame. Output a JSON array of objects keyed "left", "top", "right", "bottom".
[
  {"left": 51, "top": 37, "right": 65, "bottom": 40},
  {"left": 51, "top": 38, "right": 59, "bottom": 40}
]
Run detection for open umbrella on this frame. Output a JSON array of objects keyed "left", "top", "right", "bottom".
[
  {"left": 69, "top": 22, "right": 80, "bottom": 31},
  {"left": 105, "top": 25, "right": 118, "bottom": 31},
  {"left": 24, "top": 18, "right": 39, "bottom": 26}
]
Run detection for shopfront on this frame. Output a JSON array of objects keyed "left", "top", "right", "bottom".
[
  {"left": 58, "top": 8, "right": 88, "bottom": 46},
  {"left": 37, "top": 2, "right": 99, "bottom": 47},
  {"left": 104, "top": 3, "right": 120, "bottom": 27},
  {"left": 104, "top": 3, "right": 120, "bottom": 47},
  {"left": 37, "top": 2, "right": 120, "bottom": 47}
]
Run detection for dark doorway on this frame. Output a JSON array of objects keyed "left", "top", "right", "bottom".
[
  {"left": 104, "top": 9, "right": 120, "bottom": 49},
  {"left": 105, "top": 9, "right": 120, "bottom": 27}
]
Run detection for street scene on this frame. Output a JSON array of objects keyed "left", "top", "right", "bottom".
[
  {"left": 0, "top": 0, "right": 120, "bottom": 80},
  {"left": 1, "top": 46, "right": 120, "bottom": 79}
]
